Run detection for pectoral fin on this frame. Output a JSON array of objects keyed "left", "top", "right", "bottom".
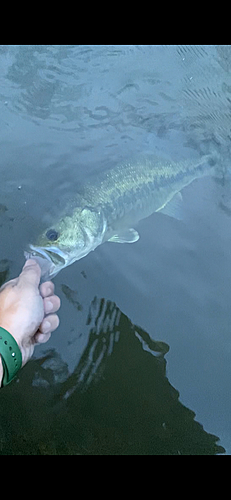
[{"left": 108, "top": 228, "right": 139, "bottom": 243}]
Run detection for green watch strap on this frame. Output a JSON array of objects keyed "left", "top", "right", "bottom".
[{"left": 0, "top": 327, "right": 22, "bottom": 386}]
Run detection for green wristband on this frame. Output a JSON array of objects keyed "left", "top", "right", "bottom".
[{"left": 0, "top": 327, "right": 22, "bottom": 386}]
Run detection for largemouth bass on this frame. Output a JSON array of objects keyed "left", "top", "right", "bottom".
[{"left": 24, "top": 154, "right": 217, "bottom": 279}]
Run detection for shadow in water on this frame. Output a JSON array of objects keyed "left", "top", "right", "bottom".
[{"left": 0, "top": 296, "right": 225, "bottom": 455}]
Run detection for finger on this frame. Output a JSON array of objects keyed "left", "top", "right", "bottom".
[
  {"left": 39, "top": 281, "right": 55, "bottom": 298},
  {"left": 43, "top": 295, "right": 61, "bottom": 314},
  {"left": 34, "top": 331, "right": 51, "bottom": 344},
  {"left": 18, "top": 259, "right": 41, "bottom": 289},
  {"left": 39, "top": 314, "right": 60, "bottom": 334}
]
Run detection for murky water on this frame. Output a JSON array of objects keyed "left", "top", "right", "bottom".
[{"left": 0, "top": 45, "right": 231, "bottom": 454}]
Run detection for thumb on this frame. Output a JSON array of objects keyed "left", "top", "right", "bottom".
[{"left": 18, "top": 259, "right": 41, "bottom": 288}]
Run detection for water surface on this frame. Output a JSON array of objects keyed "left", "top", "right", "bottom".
[{"left": 0, "top": 45, "right": 231, "bottom": 454}]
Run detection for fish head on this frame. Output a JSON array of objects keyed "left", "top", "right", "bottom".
[{"left": 24, "top": 206, "right": 106, "bottom": 280}]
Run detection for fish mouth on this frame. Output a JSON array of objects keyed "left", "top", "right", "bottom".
[
  {"left": 24, "top": 245, "right": 67, "bottom": 280},
  {"left": 30, "top": 245, "right": 67, "bottom": 265}
]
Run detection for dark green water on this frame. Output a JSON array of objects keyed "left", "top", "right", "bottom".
[{"left": 0, "top": 45, "right": 231, "bottom": 454}]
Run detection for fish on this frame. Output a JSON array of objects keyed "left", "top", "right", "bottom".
[{"left": 24, "top": 153, "right": 217, "bottom": 280}]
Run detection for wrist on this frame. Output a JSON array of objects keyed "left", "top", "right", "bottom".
[
  {"left": 0, "top": 319, "right": 21, "bottom": 348},
  {"left": 0, "top": 327, "right": 22, "bottom": 385},
  {"left": 0, "top": 320, "right": 23, "bottom": 360}
]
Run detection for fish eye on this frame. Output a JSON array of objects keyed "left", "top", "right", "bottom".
[{"left": 46, "top": 229, "right": 59, "bottom": 241}]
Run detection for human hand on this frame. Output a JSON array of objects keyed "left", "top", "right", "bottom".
[{"left": 0, "top": 259, "right": 61, "bottom": 366}]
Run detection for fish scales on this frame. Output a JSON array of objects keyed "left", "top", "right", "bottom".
[
  {"left": 80, "top": 155, "right": 211, "bottom": 226},
  {"left": 24, "top": 153, "right": 215, "bottom": 280}
]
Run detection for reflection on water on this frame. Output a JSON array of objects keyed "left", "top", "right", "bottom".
[
  {"left": 4, "top": 45, "right": 231, "bottom": 153},
  {"left": 0, "top": 296, "right": 224, "bottom": 455},
  {"left": 61, "top": 284, "right": 83, "bottom": 312}
]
